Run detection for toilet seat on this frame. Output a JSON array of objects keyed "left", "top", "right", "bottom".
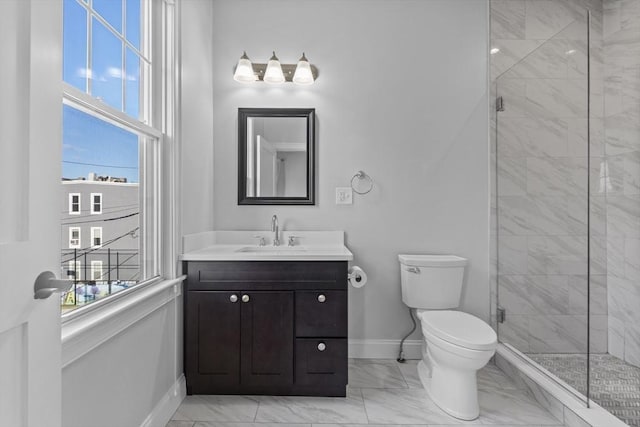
[{"left": 418, "top": 310, "right": 497, "bottom": 351}]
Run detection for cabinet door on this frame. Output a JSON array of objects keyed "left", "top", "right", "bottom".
[
  {"left": 186, "top": 291, "right": 241, "bottom": 391},
  {"left": 241, "top": 291, "right": 294, "bottom": 387}
]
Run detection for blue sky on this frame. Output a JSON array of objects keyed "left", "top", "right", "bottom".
[{"left": 62, "top": 0, "right": 141, "bottom": 183}]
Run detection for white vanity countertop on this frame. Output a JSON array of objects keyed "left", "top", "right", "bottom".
[{"left": 180, "top": 230, "right": 354, "bottom": 261}]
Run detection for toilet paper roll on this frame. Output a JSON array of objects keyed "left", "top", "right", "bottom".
[{"left": 348, "top": 266, "right": 367, "bottom": 288}]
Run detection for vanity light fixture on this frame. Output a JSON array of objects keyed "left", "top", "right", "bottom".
[
  {"left": 264, "top": 51, "right": 285, "bottom": 84},
  {"left": 233, "top": 51, "right": 318, "bottom": 85},
  {"left": 233, "top": 51, "right": 256, "bottom": 83},
  {"left": 292, "top": 53, "right": 314, "bottom": 85}
]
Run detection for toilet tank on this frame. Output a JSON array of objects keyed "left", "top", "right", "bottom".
[{"left": 398, "top": 254, "right": 467, "bottom": 309}]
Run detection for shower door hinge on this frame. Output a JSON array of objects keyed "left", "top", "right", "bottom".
[
  {"left": 496, "top": 96, "right": 505, "bottom": 112},
  {"left": 497, "top": 307, "right": 506, "bottom": 323}
]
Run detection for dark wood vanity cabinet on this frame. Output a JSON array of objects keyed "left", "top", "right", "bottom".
[{"left": 184, "top": 261, "right": 348, "bottom": 397}]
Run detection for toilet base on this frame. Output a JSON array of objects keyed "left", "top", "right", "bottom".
[{"left": 417, "top": 352, "right": 480, "bottom": 421}]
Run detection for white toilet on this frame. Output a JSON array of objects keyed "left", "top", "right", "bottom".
[{"left": 398, "top": 254, "right": 497, "bottom": 421}]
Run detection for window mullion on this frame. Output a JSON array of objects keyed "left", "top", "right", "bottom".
[
  {"left": 86, "top": 1, "right": 92, "bottom": 95},
  {"left": 63, "top": 82, "right": 162, "bottom": 139}
]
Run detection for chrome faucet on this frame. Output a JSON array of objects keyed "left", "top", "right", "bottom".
[{"left": 271, "top": 215, "right": 280, "bottom": 246}]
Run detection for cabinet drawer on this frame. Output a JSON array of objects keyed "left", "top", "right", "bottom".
[
  {"left": 187, "top": 261, "right": 347, "bottom": 291},
  {"left": 295, "top": 339, "right": 347, "bottom": 387},
  {"left": 296, "top": 291, "right": 347, "bottom": 337}
]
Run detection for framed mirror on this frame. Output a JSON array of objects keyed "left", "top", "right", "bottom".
[{"left": 238, "top": 108, "right": 315, "bottom": 205}]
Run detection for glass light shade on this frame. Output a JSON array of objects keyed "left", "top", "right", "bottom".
[
  {"left": 263, "top": 51, "right": 285, "bottom": 84},
  {"left": 293, "top": 53, "right": 314, "bottom": 85},
  {"left": 233, "top": 52, "right": 255, "bottom": 83}
]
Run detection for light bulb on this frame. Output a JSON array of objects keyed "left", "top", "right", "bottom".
[
  {"left": 233, "top": 52, "right": 256, "bottom": 83},
  {"left": 264, "top": 51, "right": 285, "bottom": 84},
  {"left": 293, "top": 52, "right": 314, "bottom": 85}
]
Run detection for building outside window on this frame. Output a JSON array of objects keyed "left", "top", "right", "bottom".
[
  {"left": 90, "top": 193, "right": 102, "bottom": 214},
  {"left": 91, "top": 260, "right": 103, "bottom": 281},
  {"left": 90, "top": 226, "right": 102, "bottom": 247},
  {"left": 68, "top": 261, "right": 81, "bottom": 281},
  {"left": 69, "top": 227, "right": 81, "bottom": 249},
  {"left": 61, "top": 0, "right": 161, "bottom": 314},
  {"left": 69, "top": 193, "right": 80, "bottom": 214}
]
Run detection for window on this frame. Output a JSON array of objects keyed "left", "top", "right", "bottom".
[
  {"left": 69, "top": 193, "right": 81, "bottom": 214},
  {"left": 69, "top": 227, "right": 81, "bottom": 248},
  {"left": 90, "top": 193, "right": 102, "bottom": 214},
  {"left": 61, "top": 0, "right": 166, "bottom": 314},
  {"left": 68, "top": 261, "right": 81, "bottom": 281},
  {"left": 90, "top": 227, "right": 102, "bottom": 248},
  {"left": 91, "top": 261, "right": 103, "bottom": 282}
]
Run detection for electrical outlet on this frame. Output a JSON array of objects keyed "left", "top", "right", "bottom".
[{"left": 336, "top": 187, "right": 353, "bottom": 205}]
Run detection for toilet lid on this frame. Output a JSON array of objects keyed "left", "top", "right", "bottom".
[{"left": 418, "top": 310, "right": 497, "bottom": 351}]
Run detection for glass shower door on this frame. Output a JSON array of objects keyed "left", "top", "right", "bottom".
[{"left": 495, "top": 13, "right": 596, "bottom": 401}]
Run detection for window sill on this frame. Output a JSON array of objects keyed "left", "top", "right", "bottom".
[{"left": 61, "top": 275, "right": 185, "bottom": 368}]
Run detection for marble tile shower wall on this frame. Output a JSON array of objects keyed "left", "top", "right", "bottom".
[
  {"left": 490, "top": 0, "right": 607, "bottom": 354},
  {"left": 603, "top": 0, "right": 640, "bottom": 368}
]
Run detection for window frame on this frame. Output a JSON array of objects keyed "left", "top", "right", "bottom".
[
  {"left": 69, "top": 227, "right": 81, "bottom": 249},
  {"left": 69, "top": 193, "right": 81, "bottom": 214},
  {"left": 61, "top": 0, "right": 171, "bottom": 321},
  {"left": 90, "top": 192, "right": 103, "bottom": 214},
  {"left": 90, "top": 260, "right": 103, "bottom": 281},
  {"left": 90, "top": 226, "right": 102, "bottom": 248},
  {"left": 68, "top": 260, "right": 81, "bottom": 281}
]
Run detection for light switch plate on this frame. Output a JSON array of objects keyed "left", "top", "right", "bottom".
[{"left": 336, "top": 187, "right": 353, "bottom": 205}]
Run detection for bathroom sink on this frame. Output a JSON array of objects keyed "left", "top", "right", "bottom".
[
  {"left": 236, "top": 246, "right": 308, "bottom": 253},
  {"left": 180, "top": 231, "right": 353, "bottom": 261}
]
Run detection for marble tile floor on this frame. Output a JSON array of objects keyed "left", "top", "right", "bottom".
[{"left": 167, "top": 359, "right": 563, "bottom": 427}]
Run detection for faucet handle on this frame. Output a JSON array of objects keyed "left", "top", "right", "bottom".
[
  {"left": 253, "top": 235, "right": 266, "bottom": 246},
  {"left": 287, "top": 235, "right": 300, "bottom": 247}
]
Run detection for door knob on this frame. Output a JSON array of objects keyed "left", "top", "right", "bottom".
[
  {"left": 33, "top": 271, "right": 73, "bottom": 300},
  {"left": 230, "top": 294, "right": 238, "bottom": 303},
  {"left": 317, "top": 342, "right": 326, "bottom": 352},
  {"left": 317, "top": 294, "right": 326, "bottom": 303},
  {"left": 242, "top": 294, "right": 250, "bottom": 303}
]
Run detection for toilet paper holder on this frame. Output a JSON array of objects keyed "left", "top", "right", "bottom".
[
  {"left": 348, "top": 266, "right": 367, "bottom": 288},
  {"left": 348, "top": 270, "right": 364, "bottom": 283}
]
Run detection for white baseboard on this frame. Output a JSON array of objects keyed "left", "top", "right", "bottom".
[
  {"left": 348, "top": 339, "right": 422, "bottom": 359},
  {"left": 140, "top": 374, "right": 186, "bottom": 427}
]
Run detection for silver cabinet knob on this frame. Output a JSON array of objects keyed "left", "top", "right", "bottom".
[
  {"left": 230, "top": 294, "right": 238, "bottom": 303},
  {"left": 242, "top": 294, "right": 250, "bottom": 303},
  {"left": 317, "top": 294, "right": 326, "bottom": 303},
  {"left": 317, "top": 342, "right": 326, "bottom": 352}
]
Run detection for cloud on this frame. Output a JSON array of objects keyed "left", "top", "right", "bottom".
[
  {"left": 63, "top": 143, "right": 87, "bottom": 153},
  {"left": 107, "top": 66, "right": 138, "bottom": 81},
  {"left": 76, "top": 67, "right": 94, "bottom": 79},
  {"left": 76, "top": 66, "right": 137, "bottom": 82}
]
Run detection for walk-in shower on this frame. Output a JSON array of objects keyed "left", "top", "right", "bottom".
[{"left": 492, "top": 3, "right": 640, "bottom": 426}]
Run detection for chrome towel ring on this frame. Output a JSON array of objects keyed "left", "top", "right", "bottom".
[{"left": 351, "top": 170, "right": 374, "bottom": 195}]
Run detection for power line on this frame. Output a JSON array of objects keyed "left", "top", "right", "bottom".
[
  {"left": 62, "top": 212, "right": 139, "bottom": 225},
  {"left": 60, "top": 203, "right": 138, "bottom": 216},
  {"left": 60, "top": 226, "right": 140, "bottom": 264},
  {"left": 63, "top": 160, "right": 139, "bottom": 170},
  {"left": 96, "top": 252, "right": 139, "bottom": 280}
]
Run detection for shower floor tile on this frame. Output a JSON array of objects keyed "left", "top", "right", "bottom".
[{"left": 528, "top": 353, "right": 640, "bottom": 427}]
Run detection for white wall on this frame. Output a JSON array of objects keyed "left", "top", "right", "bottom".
[
  {"left": 209, "top": 0, "right": 490, "bottom": 342},
  {"left": 180, "top": 0, "right": 215, "bottom": 236},
  {"left": 62, "top": 302, "right": 178, "bottom": 427}
]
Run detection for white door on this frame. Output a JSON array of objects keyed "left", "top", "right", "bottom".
[
  {"left": 256, "top": 135, "right": 278, "bottom": 197},
  {"left": 0, "top": 1, "right": 63, "bottom": 426}
]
